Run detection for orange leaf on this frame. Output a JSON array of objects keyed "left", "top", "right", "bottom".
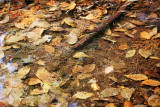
[
  {"left": 123, "top": 101, "right": 133, "bottom": 107},
  {"left": 118, "top": 45, "right": 128, "bottom": 50},
  {"left": 45, "top": 45, "right": 55, "bottom": 53},
  {"left": 141, "top": 79, "right": 160, "bottom": 86}
]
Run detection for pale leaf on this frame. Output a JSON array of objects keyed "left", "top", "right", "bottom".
[
  {"left": 125, "top": 49, "right": 136, "bottom": 58},
  {"left": 73, "top": 52, "right": 89, "bottom": 58},
  {"left": 138, "top": 49, "right": 152, "bottom": 58},
  {"left": 73, "top": 92, "right": 94, "bottom": 99}
]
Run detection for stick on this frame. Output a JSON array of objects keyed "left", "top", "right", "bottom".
[{"left": 73, "top": 1, "right": 135, "bottom": 49}]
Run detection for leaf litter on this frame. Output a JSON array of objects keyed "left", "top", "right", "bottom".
[{"left": 0, "top": 0, "right": 160, "bottom": 106}]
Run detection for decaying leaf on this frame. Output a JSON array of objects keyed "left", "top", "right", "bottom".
[
  {"left": 29, "top": 18, "right": 50, "bottom": 29},
  {"left": 141, "top": 79, "right": 160, "bottom": 86},
  {"left": 118, "top": 44, "right": 128, "bottom": 50},
  {"left": 82, "top": 64, "right": 95, "bottom": 73},
  {"left": 125, "top": 49, "right": 136, "bottom": 58},
  {"left": 36, "top": 67, "right": 54, "bottom": 83},
  {"left": 138, "top": 49, "right": 152, "bottom": 58},
  {"left": 73, "top": 91, "right": 94, "bottom": 99},
  {"left": 125, "top": 74, "right": 148, "bottom": 81},
  {"left": 16, "top": 66, "right": 31, "bottom": 79},
  {"left": 45, "top": 45, "right": 55, "bottom": 53},
  {"left": 140, "top": 31, "right": 151, "bottom": 39},
  {"left": 73, "top": 52, "right": 89, "bottom": 58}
]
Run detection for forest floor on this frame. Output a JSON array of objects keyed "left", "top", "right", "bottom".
[{"left": 0, "top": 0, "right": 160, "bottom": 107}]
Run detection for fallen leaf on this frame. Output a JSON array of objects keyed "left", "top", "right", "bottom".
[
  {"left": 104, "top": 66, "right": 114, "bottom": 74},
  {"left": 30, "top": 88, "right": 45, "bottom": 95},
  {"left": 37, "top": 60, "right": 45, "bottom": 65},
  {"left": 33, "top": 35, "right": 52, "bottom": 45},
  {"left": 140, "top": 31, "right": 151, "bottom": 39},
  {"left": 67, "top": 1, "right": 76, "bottom": 10},
  {"left": 0, "top": 49, "right": 4, "bottom": 59},
  {"left": 25, "top": 78, "right": 42, "bottom": 85},
  {"left": 149, "top": 56, "right": 160, "bottom": 60},
  {"left": 6, "top": 33, "right": 24, "bottom": 43},
  {"left": 138, "top": 49, "right": 152, "bottom": 58},
  {"left": 45, "top": 45, "right": 55, "bottom": 53},
  {"left": 0, "top": 88, "right": 12, "bottom": 99},
  {"left": 123, "top": 101, "right": 133, "bottom": 107},
  {"left": 73, "top": 91, "right": 94, "bottom": 99},
  {"left": 82, "top": 64, "right": 95, "bottom": 73},
  {"left": 125, "top": 74, "right": 148, "bottom": 81},
  {"left": 67, "top": 28, "right": 80, "bottom": 44},
  {"left": 72, "top": 65, "right": 82, "bottom": 74},
  {"left": 149, "top": 27, "right": 157, "bottom": 37},
  {"left": 62, "top": 17, "right": 74, "bottom": 27},
  {"left": 36, "top": 67, "right": 54, "bottom": 83},
  {"left": 91, "top": 83, "right": 100, "bottom": 91},
  {"left": 114, "top": 28, "right": 126, "bottom": 32},
  {"left": 51, "top": 37, "right": 62, "bottom": 46},
  {"left": 29, "top": 18, "right": 50, "bottom": 29},
  {"left": 73, "top": 52, "right": 89, "bottom": 58},
  {"left": 0, "top": 14, "right": 10, "bottom": 24},
  {"left": 100, "top": 88, "right": 121, "bottom": 97},
  {"left": 82, "top": 9, "right": 103, "bottom": 20},
  {"left": 148, "top": 95, "right": 160, "bottom": 107},
  {"left": 105, "top": 103, "right": 116, "bottom": 107},
  {"left": 16, "top": 66, "right": 31, "bottom": 79},
  {"left": 120, "top": 88, "right": 135, "bottom": 101},
  {"left": 152, "top": 33, "right": 160, "bottom": 39},
  {"left": 118, "top": 45, "right": 128, "bottom": 50},
  {"left": 141, "top": 79, "right": 160, "bottom": 86},
  {"left": 124, "top": 32, "right": 134, "bottom": 38},
  {"left": 77, "top": 73, "right": 92, "bottom": 79},
  {"left": 125, "top": 49, "right": 136, "bottom": 58}
]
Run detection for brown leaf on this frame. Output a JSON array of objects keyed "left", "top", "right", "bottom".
[
  {"left": 25, "top": 77, "right": 42, "bottom": 85},
  {"left": 141, "top": 79, "right": 160, "bottom": 86},
  {"left": 125, "top": 74, "right": 148, "bottom": 81},
  {"left": 125, "top": 49, "right": 136, "bottom": 58},
  {"left": 148, "top": 95, "right": 160, "bottom": 107},
  {"left": 73, "top": 91, "right": 94, "bottom": 99},
  {"left": 82, "top": 64, "right": 95, "bottom": 73},
  {"left": 123, "top": 101, "right": 133, "bottom": 107},
  {"left": 45, "top": 45, "right": 55, "bottom": 53},
  {"left": 118, "top": 44, "right": 128, "bottom": 50},
  {"left": 138, "top": 49, "right": 152, "bottom": 58}
]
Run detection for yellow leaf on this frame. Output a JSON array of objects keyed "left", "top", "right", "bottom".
[
  {"left": 91, "top": 83, "right": 100, "bottom": 91},
  {"left": 73, "top": 52, "right": 89, "bottom": 58},
  {"left": 141, "top": 79, "right": 160, "bottom": 86},
  {"left": 125, "top": 74, "right": 148, "bottom": 81},
  {"left": 82, "top": 64, "right": 95, "bottom": 73},
  {"left": 62, "top": 17, "right": 74, "bottom": 27},
  {"left": 118, "top": 45, "right": 128, "bottom": 50},
  {"left": 140, "top": 31, "right": 151, "bottom": 39},
  {"left": 73, "top": 91, "right": 94, "bottom": 99},
  {"left": 68, "top": 1, "right": 76, "bottom": 10}
]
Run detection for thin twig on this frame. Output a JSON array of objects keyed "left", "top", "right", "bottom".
[{"left": 73, "top": 1, "right": 135, "bottom": 49}]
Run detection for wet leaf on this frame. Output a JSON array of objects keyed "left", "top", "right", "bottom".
[
  {"left": 141, "top": 79, "right": 160, "bottom": 86},
  {"left": 36, "top": 67, "right": 54, "bottom": 83},
  {"left": 73, "top": 91, "right": 94, "bottom": 99},
  {"left": 45, "top": 45, "right": 55, "bottom": 53},
  {"left": 82, "top": 64, "right": 95, "bottom": 73},
  {"left": 16, "top": 66, "right": 31, "bottom": 79},
  {"left": 100, "top": 88, "right": 121, "bottom": 97},
  {"left": 118, "top": 44, "right": 128, "bottom": 50},
  {"left": 73, "top": 52, "right": 89, "bottom": 58},
  {"left": 125, "top": 74, "right": 148, "bottom": 81},
  {"left": 140, "top": 31, "right": 151, "bottom": 39},
  {"left": 120, "top": 88, "right": 135, "bottom": 101},
  {"left": 125, "top": 49, "right": 136, "bottom": 58},
  {"left": 138, "top": 49, "right": 152, "bottom": 58},
  {"left": 148, "top": 95, "right": 160, "bottom": 107}
]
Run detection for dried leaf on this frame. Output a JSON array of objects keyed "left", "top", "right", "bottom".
[
  {"left": 118, "top": 45, "right": 128, "bottom": 50},
  {"left": 82, "top": 9, "right": 103, "bottom": 20},
  {"left": 67, "top": 28, "right": 80, "bottom": 44},
  {"left": 16, "top": 66, "right": 31, "bottom": 79},
  {"left": 25, "top": 78, "right": 42, "bottom": 85},
  {"left": 82, "top": 64, "right": 95, "bottom": 73},
  {"left": 91, "top": 83, "right": 100, "bottom": 91},
  {"left": 72, "top": 65, "right": 82, "bottom": 74},
  {"left": 62, "top": 17, "right": 74, "bottom": 27},
  {"left": 125, "top": 74, "right": 148, "bottom": 81},
  {"left": 138, "top": 49, "right": 152, "bottom": 58},
  {"left": 73, "top": 92, "right": 94, "bottom": 99},
  {"left": 123, "top": 101, "right": 133, "bottom": 107},
  {"left": 120, "top": 88, "right": 135, "bottom": 101},
  {"left": 124, "top": 32, "right": 134, "bottom": 38},
  {"left": 6, "top": 34, "right": 24, "bottom": 43},
  {"left": 33, "top": 35, "right": 52, "bottom": 45},
  {"left": 140, "top": 31, "right": 151, "bottom": 39},
  {"left": 73, "top": 52, "right": 89, "bottom": 58},
  {"left": 114, "top": 28, "right": 126, "bottom": 32},
  {"left": 0, "top": 49, "right": 4, "bottom": 59},
  {"left": 100, "top": 88, "right": 121, "bottom": 97},
  {"left": 45, "top": 45, "right": 55, "bottom": 53},
  {"left": 36, "top": 67, "right": 54, "bottom": 83},
  {"left": 141, "top": 79, "right": 160, "bottom": 86},
  {"left": 149, "top": 27, "right": 157, "bottom": 37},
  {"left": 68, "top": 1, "right": 76, "bottom": 10},
  {"left": 0, "top": 15, "right": 10, "bottom": 24},
  {"left": 104, "top": 66, "right": 114, "bottom": 74},
  {"left": 152, "top": 33, "right": 160, "bottom": 39},
  {"left": 0, "top": 88, "right": 12, "bottom": 99},
  {"left": 29, "top": 18, "right": 50, "bottom": 29},
  {"left": 51, "top": 37, "right": 62, "bottom": 46},
  {"left": 125, "top": 49, "right": 136, "bottom": 58},
  {"left": 77, "top": 73, "right": 92, "bottom": 79}
]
